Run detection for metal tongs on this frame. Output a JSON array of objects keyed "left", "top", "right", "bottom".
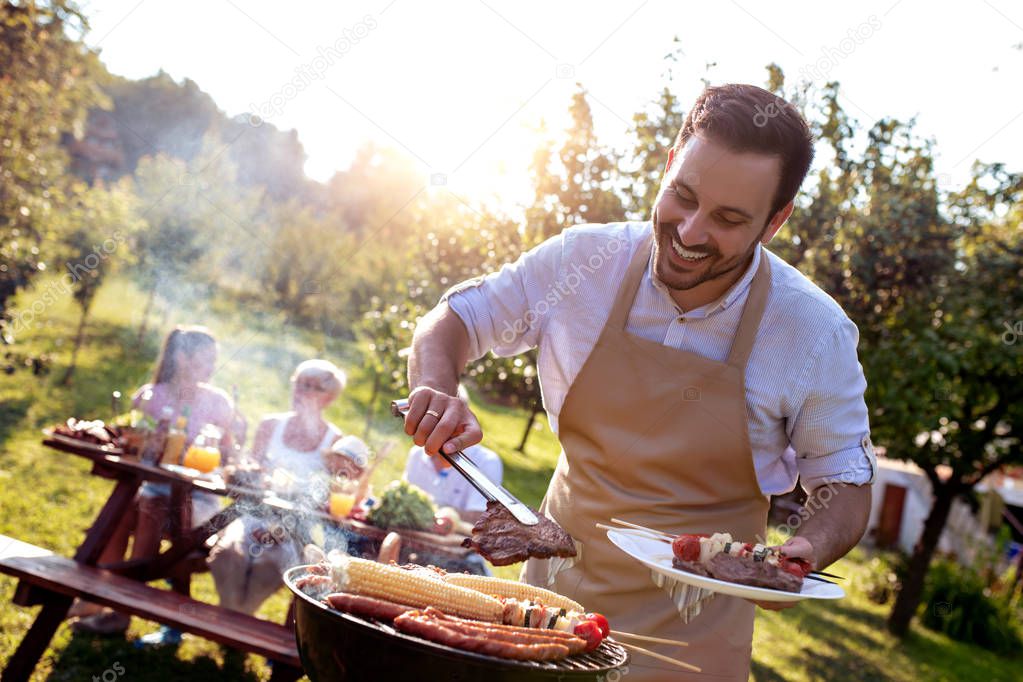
[{"left": 391, "top": 398, "right": 538, "bottom": 526}]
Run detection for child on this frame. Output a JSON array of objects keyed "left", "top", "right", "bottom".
[{"left": 73, "top": 326, "right": 243, "bottom": 642}]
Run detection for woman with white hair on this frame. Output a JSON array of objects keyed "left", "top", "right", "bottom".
[
  {"left": 208, "top": 359, "right": 356, "bottom": 615},
  {"left": 252, "top": 359, "right": 347, "bottom": 478}
]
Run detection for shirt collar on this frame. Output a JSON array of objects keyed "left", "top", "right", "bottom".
[{"left": 648, "top": 243, "right": 762, "bottom": 318}]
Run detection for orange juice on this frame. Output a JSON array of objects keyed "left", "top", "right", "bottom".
[
  {"left": 329, "top": 492, "right": 356, "bottom": 519},
  {"left": 183, "top": 444, "right": 221, "bottom": 473}
]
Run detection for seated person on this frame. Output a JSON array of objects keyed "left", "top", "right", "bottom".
[
  {"left": 403, "top": 387, "right": 502, "bottom": 524},
  {"left": 207, "top": 359, "right": 350, "bottom": 616},
  {"left": 73, "top": 325, "right": 243, "bottom": 639}
]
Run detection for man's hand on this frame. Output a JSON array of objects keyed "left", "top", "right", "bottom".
[
  {"left": 405, "top": 303, "right": 478, "bottom": 459},
  {"left": 748, "top": 536, "right": 815, "bottom": 611},
  {"left": 748, "top": 482, "right": 871, "bottom": 612},
  {"left": 405, "top": 386, "right": 483, "bottom": 457}
]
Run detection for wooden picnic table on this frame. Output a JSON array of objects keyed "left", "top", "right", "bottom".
[
  {"left": 40, "top": 432, "right": 474, "bottom": 562},
  {"left": 1, "top": 433, "right": 474, "bottom": 682}
]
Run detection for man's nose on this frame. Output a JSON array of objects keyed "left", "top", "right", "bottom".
[{"left": 675, "top": 212, "right": 711, "bottom": 246}]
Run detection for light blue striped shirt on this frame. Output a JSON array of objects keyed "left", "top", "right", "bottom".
[{"left": 445, "top": 221, "right": 876, "bottom": 496}]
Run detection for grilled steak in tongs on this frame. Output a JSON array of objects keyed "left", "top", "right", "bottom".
[{"left": 463, "top": 501, "right": 577, "bottom": 566}]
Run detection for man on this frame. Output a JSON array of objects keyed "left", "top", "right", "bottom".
[
  {"left": 403, "top": 84, "right": 874, "bottom": 681},
  {"left": 404, "top": 442, "right": 502, "bottom": 522},
  {"left": 404, "top": 386, "right": 503, "bottom": 523}
]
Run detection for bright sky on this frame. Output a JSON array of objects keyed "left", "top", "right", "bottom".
[{"left": 80, "top": 0, "right": 1023, "bottom": 210}]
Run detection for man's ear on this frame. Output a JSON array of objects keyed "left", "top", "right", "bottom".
[{"left": 762, "top": 201, "right": 794, "bottom": 244}]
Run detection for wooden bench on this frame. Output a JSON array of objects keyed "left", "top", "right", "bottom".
[{"left": 0, "top": 535, "right": 303, "bottom": 682}]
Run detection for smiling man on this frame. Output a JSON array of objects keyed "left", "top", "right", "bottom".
[{"left": 403, "top": 84, "right": 875, "bottom": 681}]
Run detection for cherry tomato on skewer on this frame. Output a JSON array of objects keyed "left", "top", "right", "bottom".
[
  {"left": 585, "top": 612, "right": 610, "bottom": 638},
  {"left": 779, "top": 556, "right": 812, "bottom": 578},
  {"left": 671, "top": 533, "right": 709, "bottom": 562},
  {"left": 573, "top": 620, "right": 603, "bottom": 652}
]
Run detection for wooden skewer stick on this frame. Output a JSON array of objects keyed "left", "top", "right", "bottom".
[
  {"left": 610, "top": 629, "right": 688, "bottom": 647},
  {"left": 595, "top": 522, "right": 670, "bottom": 543},
  {"left": 614, "top": 641, "right": 701, "bottom": 672},
  {"left": 609, "top": 518, "right": 675, "bottom": 539}
]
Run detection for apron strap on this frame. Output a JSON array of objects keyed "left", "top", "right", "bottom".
[
  {"left": 726, "top": 248, "right": 772, "bottom": 369},
  {"left": 606, "top": 232, "right": 655, "bottom": 330}
]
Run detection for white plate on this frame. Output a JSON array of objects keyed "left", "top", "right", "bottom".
[{"left": 606, "top": 529, "right": 845, "bottom": 602}]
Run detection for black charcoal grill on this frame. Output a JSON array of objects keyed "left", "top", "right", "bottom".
[{"left": 284, "top": 566, "right": 629, "bottom": 682}]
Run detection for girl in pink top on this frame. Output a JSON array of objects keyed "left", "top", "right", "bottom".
[{"left": 72, "top": 326, "right": 244, "bottom": 638}]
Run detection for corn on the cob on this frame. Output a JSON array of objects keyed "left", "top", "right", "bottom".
[
  {"left": 442, "top": 573, "right": 584, "bottom": 613},
  {"left": 331, "top": 556, "right": 504, "bottom": 622}
]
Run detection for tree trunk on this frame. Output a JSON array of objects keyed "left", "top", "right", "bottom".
[
  {"left": 60, "top": 306, "right": 90, "bottom": 385},
  {"left": 137, "top": 280, "right": 157, "bottom": 345},
  {"left": 517, "top": 401, "right": 541, "bottom": 452},
  {"left": 887, "top": 481, "right": 958, "bottom": 636},
  {"left": 364, "top": 371, "right": 382, "bottom": 438},
  {"left": 1012, "top": 546, "right": 1023, "bottom": 596}
]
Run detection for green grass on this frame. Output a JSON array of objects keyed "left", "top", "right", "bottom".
[
  {"left": 1, "top": 275, "right": 1019, "bottom": 680},
  {"left": 750, "top": 547, "right": 1021, "bottom": 681}
]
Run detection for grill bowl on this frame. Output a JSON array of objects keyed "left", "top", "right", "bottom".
[{"left": 284, "top": 565, "right": 629, "bottom": 682}]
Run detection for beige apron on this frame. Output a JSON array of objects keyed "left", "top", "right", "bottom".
[{"left": 524, "top": 232, "right": 772, "bottom": 681}]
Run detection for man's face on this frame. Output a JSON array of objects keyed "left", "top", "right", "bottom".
[{"left": 652, "top": 134, "right": 786, "bottom": 294}]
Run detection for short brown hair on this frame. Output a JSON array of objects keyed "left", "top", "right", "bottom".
[{"left": 673, "top": 84, "right": 814, "bottom": 218}]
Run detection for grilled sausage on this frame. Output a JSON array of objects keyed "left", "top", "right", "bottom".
[
  {"left": 326, "top": 592, "right": 415, "bottom": 621},
  {"left": 421, "top": 612, "right": 587, "bottom": 655},
  {"left": 394, "top": 611, "right": 571, "bottom": 661}
]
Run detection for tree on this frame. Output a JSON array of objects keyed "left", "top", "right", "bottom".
[
  {"left": 622, "top": 86, "right": 685, "bottom": 220},
  {"left": 525, "top": 86, "right": 626, "bottom": 242},
  {"left": 59, "top": 178, "right": 142, "bottom": 383},
  {"left": 259, "top": 198, "right": 353, "bottom": 322},
  {"left": 765, "top": 72, "right": 1022, "bottom": 636},
  {"left": 881, "top": 163, "right": 1023, "bottom": 635},
  {"left": 104, "top": 71, "right": 219, "bottom": 173},
  {"left": 621, "top": 38, "right": 688, "bottom": 220},
  {"left": 356, "top": 297, "right": 418, "bottom": 438},
  {"left": 514, "top": 87, "right": 629, "bottom": 447},
  {"left": 0, "top": 0, "right": 110, "bottom": 341},
  {"left": 130, "top": 135, "right": 259, "bottom": 340}
]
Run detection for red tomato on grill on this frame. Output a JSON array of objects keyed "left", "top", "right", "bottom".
[
  {"left": 573, "top": 620, "right": 603, "bottom": 652},
  {"left": 585, "top": 612, "right": 610, "bottom": 638}
]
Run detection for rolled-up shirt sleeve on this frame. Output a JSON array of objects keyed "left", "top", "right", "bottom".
[
  {"left": 442, "top": 233, "right": 564, "bottom": 360},
  {"left": 789, "top": 317, "right": 876, "bottom": 492}
]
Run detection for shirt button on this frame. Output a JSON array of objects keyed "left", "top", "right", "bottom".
[{"left": 677, "top": 316, "right": 685, "bottom": 323}]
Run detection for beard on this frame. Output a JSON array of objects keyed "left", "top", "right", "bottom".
[{"left": 652, "top": 220, "right": 764, "bottom": 292}]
